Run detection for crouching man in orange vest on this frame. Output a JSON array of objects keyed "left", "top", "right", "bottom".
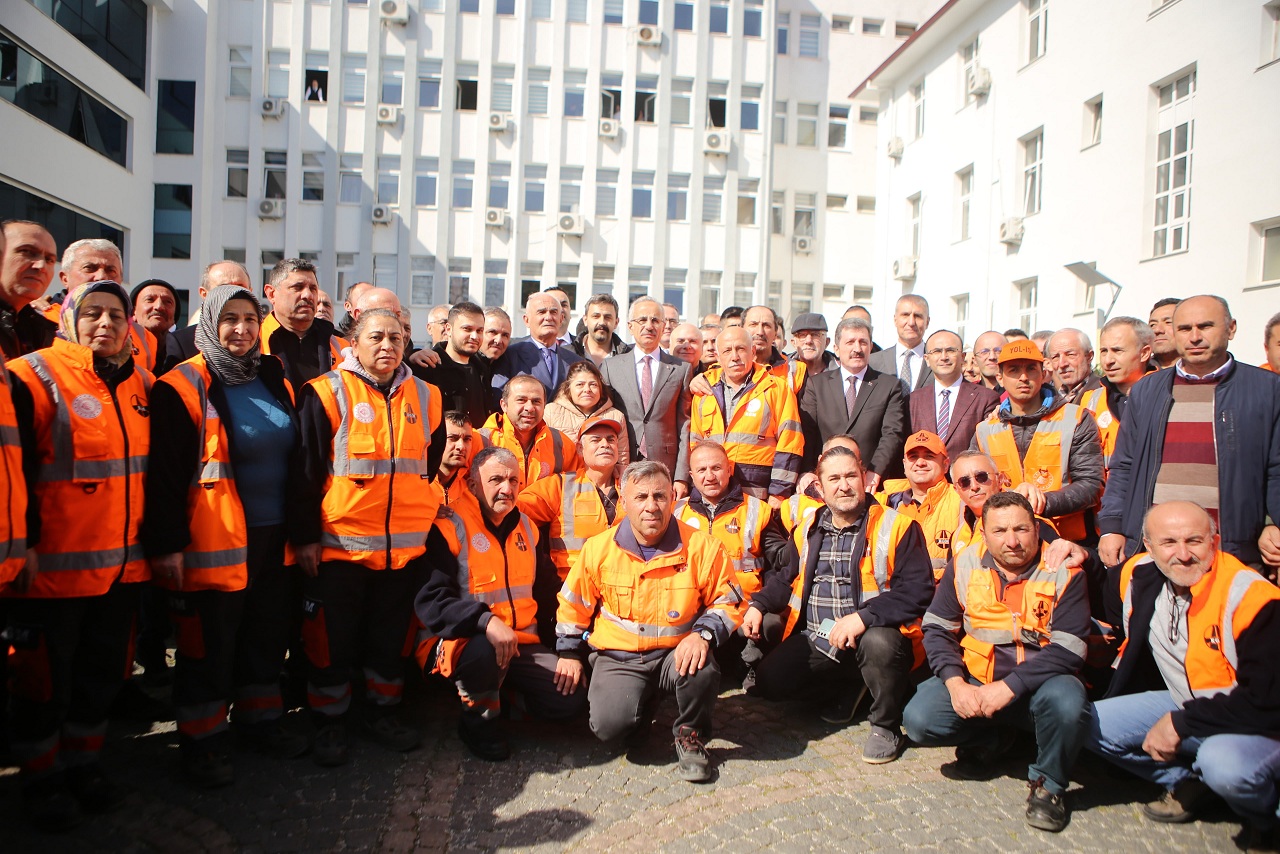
[
  {"left": 416, "top": 447, "right": 587, "bottom": 762},
  {"left": 555, "top": 460, "right": 741, "bottom": 783}
]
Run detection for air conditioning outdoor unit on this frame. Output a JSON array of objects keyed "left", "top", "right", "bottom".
[
  {"left": 556, "top": 213, "right": 585, "bottom": 236},
  {"left": 886, "top": 137, "right": 904, "bottom": 159},
  {"left": 967, "top": 67, "right": 992, "bottom": 98},
  {"left": 260, "top": 97, "right": 285, "bottom": 118},
  {"left": 372, "top": 205, "right": 395, "bottom": 224},
  {"left": 488, "top": 112, "right": 511, "bottom": 132},
  {"left": 485, "top": 207, "right": 507, "bottom": 227},
  {"left": 257, "top": 199, "right": 284, "bottom": 219},
  {"left": 704, "top": 130, "right": 730, "bottom": 155},
  {"left": 793, "top": 236, "right": 815, "bottom": 254},
  {"left": 376, "top": 105, "right": 402, "bottom": 125},
  {"left": 999, "top": 216, "right": 1025, "bottom": 245},
  {"left": 599, "top": 117, "right": 619, "bottom": 138},
  {"left": 379, "top": 0, "right": 409, "bottom": 24},
  {"left": 636, "top": 25, "right": 661, "bottom": 46},
  {"left": 892, "top": 256, "right": 918, "bottom": 281}
]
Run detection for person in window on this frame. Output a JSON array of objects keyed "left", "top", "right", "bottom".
[{"left": 305, "top": 78, "right": 324, "bottom": 102}]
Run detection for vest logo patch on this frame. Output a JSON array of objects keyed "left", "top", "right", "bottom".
[
  {"left": 1032, "top": 600, "right": 1049, "bottom": 621},
  {"left": 685, "top": 517, "right": 701, "bottom": 529},
  {"left": 1032, "top": 467, "right": 1052, "bottom": 488},
  {"left": 71, "top": 394, "right": 102, "bottom": 419},
  {"left": 353, "top": 402, "right": 376, "bottom": 424},
  {"left": 470, "top": 533, "right": 490, "bottom": 553},
  {"left": 746, "top": 399, "right": 762, "bottom": 414},
  {"left": 935, "top": 529, "right": 951, "bottom": 550},
  {"left": 405, "top": 407, "right": 417, "bottom": 424},
  {"left": 515, "top": 533, "right": 527, "bottom": 551},
  {"left": 726, "top": 517, "right": 740, "bottom": 535},
  {"left": 668, "top": 610, "right": 680, "bottom": 619},
  {"left": 1204, "top": 624, "right": 1222, "bottom": 651},
  {"left": 131, "top": 394, "right": 149, "bottom": 418},
  {"left": 1096, "top": 411, "right": 1113, "bottom": 429}
]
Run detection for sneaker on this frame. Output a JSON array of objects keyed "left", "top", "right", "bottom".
[
  {"left": 457, "top": 715, "right": 510, "bottom": 762},
  {"left": 312, "top": 721, "right": 351, "bottom": 767},
  {"left": 674, "top": 726, "right": 712, "bottom": 783},
  {"left": 67, "top": 762, "right": 126, "bottom": 812},
  {"left": 23, "top": 776, "right": 84, "bottom": 832},
  {"left": 181, "top": 746, "right": 234, "bottom": 790},
  {"left": 362, "top": 709, "right": 422, "bottom": 753},
  {"left": 1025, "top": 778, "right": 1068, "bottom": 833},
  {"left": 861, "top": 726, "right": 903, "bottom": 765},
  {"left": 238, "top": 717, "right": 311, "bottom": 760},
  {"left": 1143, "top": 778, "right": 1213, "bottom": 823}
]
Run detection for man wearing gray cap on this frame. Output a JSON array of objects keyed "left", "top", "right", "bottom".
[{"left": 789, "top": 312, "right": 836, "bottom": 397}]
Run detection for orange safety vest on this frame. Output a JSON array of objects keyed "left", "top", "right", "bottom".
[
  {"left": 309, "top": 367, "right": 442, "bottom": 570},
  {"left": 1117, "top": 550, "right": 1280, "bottom": 697},
  {"left": 260, "top": 312, "right": 348, "bottom": 367},
  {"left": 0, "top": 362, "right": 28, "bottom": 588},
  {"left": 876, "top": 478, "right": 963, "bottom": 580},
  {"left": 557, "top": 520, "right": 742, "bottom": 653},
  {"left": 779, "top": 492, "right": 824, "bottom": 534},
  {"left": 127, "top": 321, "right": 158, "bottom": 372},
  {"left": 952, "top": 508, "right": 1059, "bottom": 559},
  {"left": 430, "top": 470, "right": 472, "bottom": 508},
  {"left": 936, "top": 546, "right": 1086, "bottom": 684},
  {"left": 703, "top": 354, "right": 806, "bottom": 398},
  {"left": 974, "top": 403, "right": 1092, "bottom": 541},
  {"left": 783, "top": 504, "right": 924, "bottom": 664},
  {"left": 690, "top": 364, "right": 804, "bottom": 488},
  {"left": 675, "top": 493, "right": 771, "bottom": 602},
  {"left": 478, "top": 412, "right": 578, "bottom": 490},
  {"left": 516, "top": 469, "right": 619, "bottom": 580},
  {"left": 6, "top": 339, "right": 151, "bottom": 597},
  {"left": 1077, "top": 386, "right": 1119, "bottom": 473}
]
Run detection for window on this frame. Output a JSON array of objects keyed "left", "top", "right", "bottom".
[
  {"left": 956, "top": 167, "right": 973, "bottom": 240},
  {"left": 863, "top": 18, "right": 883, "bottom": 35},
  {"left": 635, "top": 76, "right": 658, "bottom": 123},
  {"left": 453, "top": 160, "right": 475, "bottom": 209},
  {"left": 633, "top": 171, "right": 655, "bottom": 218},
  {"left": 744, "top": 2, "right": 763, "bottom": 37},
  {"left": 741, "top": 85, "right": 761, "bottom": 131},
  {"left": 1016, "top": 278, "right": 1038, "bottom": 332},
  {"left": 596, "top": 168, "right": 618, "bottom": 216},
  {"left": 302, "top": 153, "right": 324, "bottom": 202},
  {"left": 459, "top": 0, "right": 479, "bottom": 11},
  {"left": 229, "top": 47, "right": 252, "bottom": 98},
  {"left": 154, "top": 184, "right": 193, "bottom": 259},
  {"left": 27, "top": 0, "right": 147, "bottom": 88},
  {"left": 797, "top": 103, "right": 818, "bottom": 146},
  {"left": 826, "top": 194, "right": 847, "bottom": 210},
  {"left": 604, "top": 0, "right": 623, "bottom": 25},
  {"left": 908, "top": 193, "right": 922, "bottom": 256},
  {"left": 456, "top": 63, "right": 479, "bottom": 111},
  {"left": 377, "top": 156, "right": 399, "bottom": 206},
  {"left": 157, "top": 80, "right": 196, "bottom": 154},
  {"left": 671, "top": 78, "right": 693, "bottom": 125},
  {"left": 524, "top": 165, "right": 546, "bottom": 212},
  {"left": 1084, "top": 95, "right": 1103, "bottom": 147},
  {"left": 601, "top": 72, "right": 623, "bottom": 119},
  {"left": 267, "top": 50, "right": 290, "bottom": 99},
  {"left": 832, "top": 16, "right": 852, "bottom": 32},
  {"left": 1152, "top": 69, "right": 1195, "bottom": 257},
  {"left": 911, "top": 81, "right": 926, "bottom": 139},
  {"left": 560, "top": 166, "right": 583, "bottom": 213},
  {"left": 1027, "top": 0, "right": 1048, "bottom": 63},
  {"left": 488, "top": 163, "right": 510, "bottom": 209},
  {"left": 1265, "top": 2, "right": 1280, "bottom": 65},
  {"left": 953, "top": 295, "right": 970, "bottom": 345},
  {"left": 381, "top": 58, "right": 403, "bottom": 105},
  {"left": 410, "top": 257, "right": 436, "bottom": 306},
  {"left": 895, "top": 22, "right": 917, "bottom": 39},
  {"left": 771, "top": 192, "right": 785, "bottom": 235},
  {"left": 859, "top": 106, "right": 878, "bottom": 123},
  {"left": 790, "top": 286, "right": 812, "bottom": 326},
  {"left": 376, "top": 254, "right": 401, "bottom": 293},
  {"left": 528, "top": 67, "right": 550, "bottom": 115},
  {"left": 667, "top": 175, "right": 689, "bottom": 221},
  {"left": 710, "top": 2, "right": 729, "bottom": 33},
  {"left": 485, "top": 262, "right": 506, "bottom": 306},
  {"left": 1263, "top": 225, "right": 1280, "bottom": 284},
  {"left": 491, "top": 65, "right": 515, "bottom": 114},
  {"left": 415, "top": 158, "right": 438, "bottom": 207},
  {"left": 336, "top": 253, "right": 357, "bottom": 297},
  {"left": 343, "top": 56, "right": 366, "bottom": 104},
  {"left": 564, "top": 69, "right": 587, "bottom": 117},
  {"left": 304, "top": 53, "right": 328, "bottom": 103},
  {"left": 566, "top": 0, "right": 587, "bottom": 22},
  {"left": 227, "top": 149, "right": 249, "bottom": 197},
  {"left": 773, "top": 101, "right": 788, "bottom": 143},
  {"left": 961, "top": 39, "right": 980, "bottom": 105},
  {"left": 737, "top": 179, "right": 758, "bottom": 225},
  {"left": 699, "top": 272, "right": 722, "bottom": 317},
  {"left": 261, "top": 250, "right": 284, "bottom": 287},
  {"left": 664, "top": 270, "right": 686, "bottom": 313},
  {"left": 734, "top": 273, "right": 756, "bottom": 307},
  {"left": 856, "top": 196, "right": 876, "bottom": 214},
  {"left": 495, "top": 0, "right": 515, "bottom": 13},
  {"left": 418, "top": 59, "right": 442, "bottom": 108},
  {"left": 675, "top": 3, "right": 694, "bottom": 31},
  {"left": 340, "top": 154, "right": 363, "bottom": 204},
  {"left": 1022, "top": 129, "right": 1043, "bottom": 215},
  {"left": 264, "top": 151, "right": 287, "bottom": 199},
  {"left": 777, "top": 13, "right": 789, "bottom": 54},
  {"left": 794, "top": 192, "right": 816, "bottom": 237},
  {"left": 639, "top": 0, "right": 660, "bottom": 25},
  {"left": 828, "top": 105, "right": 849, "bottom": 147},
  {"left": 799, "top": 14, "right": 821, "bottom": 57},
  {"left": 703, "top": 176, "right": 724, "bottom": 223},
  {"left": 532, "top": 0, "right": 552, "bottom": 18},
  {"left": 823, "top": 284, "right": 845, "bottom": 302}
]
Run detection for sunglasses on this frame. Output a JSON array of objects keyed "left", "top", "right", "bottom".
[{"left": 955, "top": 471, "right": 993, "bottom": 490}]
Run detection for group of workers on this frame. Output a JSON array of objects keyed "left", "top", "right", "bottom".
[{"left": 3, "top": 218, "right": 1280, "bottom": 846}]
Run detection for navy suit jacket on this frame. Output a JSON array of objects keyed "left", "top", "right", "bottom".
[{"left": 490, "top": 337, "right": 584, "bottom": 401}]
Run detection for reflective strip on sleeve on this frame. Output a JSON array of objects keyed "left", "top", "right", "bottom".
[{"left": 598, "top": 606, "right": 695, "bottom": 638}]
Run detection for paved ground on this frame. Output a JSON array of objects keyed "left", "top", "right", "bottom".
[{"left": 0, "top": 678, "right": 1239, "bottom": 852}]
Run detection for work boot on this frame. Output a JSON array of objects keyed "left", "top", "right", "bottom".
[
  {"left": 23, "top": 774, "right": 84, "bottom": 832},
  {"left": 674, "top": 726, "right": 712, "bottom": 783},
  {"left": 362, "top": 708, "right": 422, "bottom": 753},
  {"left": 312, "top": 720, "right": 351, "bottom": 767},
  {"left": 1025, "top": 778, "right": 1068, "bottom": 833},
  {"left": 181, "top": 744, "right": 234, "bottom": 790},
  {"left": 457, "top": 714, "right": 510, "bottom": 762},
  {"left": 67, "top": 762, "right": 126, "bottom": 811},
  {"left": 1143, "top": 777, "right": 1214, "bottom": 823}
]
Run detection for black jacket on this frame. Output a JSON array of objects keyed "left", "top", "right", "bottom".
[
  {"left": 410, "top": 341, "right": 492, "bottom": 428},
  {"left": 266, "top": 316, "right": 343, "bottom": 391},
  {"left": 0, "top": 301, "right": 57, "bottom": 361},
  {"left": 570, "top": 330, "right": 630, "bottom": 363}
]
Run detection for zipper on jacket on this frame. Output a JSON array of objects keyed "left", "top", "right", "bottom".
[
  {"left": 110, "top": 384, "right": 130, "bottom": 576},
  {"left": 502, "top": 541, "right": 516, "bottom": 631},
  {"left": 383, "top": 392, "right": 396, "bottom": 570}
]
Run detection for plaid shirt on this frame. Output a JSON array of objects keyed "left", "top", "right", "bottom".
[{"left": 805, "top": 509, "right": 867, "bottom": 661}]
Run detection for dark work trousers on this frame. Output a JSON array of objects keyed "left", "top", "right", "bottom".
[
  {"left": 136, "top": 585, "right": 172, "bottom": 675},
  {"left": 722, "top": 612, "right": 784, "bottom": 672},
  {"left": 450, "top": 635, "right": 588, "bottom": 722},
  {"left": 750, "top": 626, "right": 914, "bottom": 731},
  {"left": 587, "top": 649, "right": 720, "bottom": 741},
  {"left": 7, "top": 580, "right": 141, "bottom": 781},
  {"left": 169, "top": 525, "right": 291, "bottom": 745},
  {"left": 302, "top": 556, "right": 426, "bottom": 719}
]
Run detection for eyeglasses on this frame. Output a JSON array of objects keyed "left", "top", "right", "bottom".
[
  {"left": 630, "top": 316, "right": 662, "bottom": 327},
  {"left": 1168, "top": 590, "right": 1185, "bottom": 644},
  {"left": 926, "top": 347, "right": 961, "bottom": 357},
  {"left": 954, "top": 471, "right": 993, "bottom": 490},
  {"left": 975, "top": 347, "right": 1002, "bottom": 358}
]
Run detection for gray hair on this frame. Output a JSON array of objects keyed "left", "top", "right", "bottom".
[
  {"left": 950, "top": 450, "right": 998, "bottom": 480},
  {"left": 629, "top": 296, "right": 661, "bottom": 318},
  {"left": 1048, "top": 327, "right": 1093, "bottom": 354},
  {"left": 62, "top": 238, "right": 121, "bottom": 270},
  {"left": 267, "top": 257, "right": 317, "bottom": 291},
  {"left": 351, "top": 307, "right": 402, "bottom": 340},
  {"left": 201, "top": 260, "right": 252, "bottom": 292},
  {"left": 484, "top": 306, "right": 511, "bottom": 322},
  {"left": 468, "top": 447, "right": 520, "bottom": 491},
  {"left": 896, "top": 294, "right": 930, "bottom": 314},
  {"left": 620, "top": 460, "right": 672, "bottom": 488},
  {"left": 1101, "top": 316, "right": 1155, "bottom": 350},
  {"left": 834, "top": 316, "right": 873, "bottom": 344}
]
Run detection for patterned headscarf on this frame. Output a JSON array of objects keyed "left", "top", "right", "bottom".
[
  {"left": 195, "top": 285, "right": 262, "bottom": 386},
  {"left": 58, "top": 281, "right": 134, "bottom": 368}
]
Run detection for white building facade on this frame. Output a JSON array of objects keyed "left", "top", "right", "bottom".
[{"left": 859, "top": 0, "right": 1280, "bottom": 353}]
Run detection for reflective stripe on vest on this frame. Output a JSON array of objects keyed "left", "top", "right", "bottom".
[
  {"left": 550, "top": 472, "right": 597, "bottom": 556},
  {"left": 0, "top": 364, "right": 27, "bottom": 577},
  {"left": 675, "top": 496, "right": 765, "bottom": 575},
  {"left": 975, "top": 404, "right": 1085, "bottom": 537},
  {"left": 1078, "top": 387, "right": 1117, "bottom": 470},
  {"left": 438, "top": 506, "right": 538, "bottom": 640},
  {"left": 326, "top": 373, "right": 435, "bottom": 477},
  {"left": 788, "top": 505, "right": 898, "bottom": 614}
]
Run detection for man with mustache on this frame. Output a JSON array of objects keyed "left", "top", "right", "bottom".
[
  {"left": 130, "top": 279, "right": 181, "bottom": 377},
  {"left": 260, "top": 258, "right": 347, "bottom": 390},
  {"left": 571, "top": 293, "right": 629, "bottom": 366}
]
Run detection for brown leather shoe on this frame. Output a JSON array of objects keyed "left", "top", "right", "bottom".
[{"left": 1143, "top": 778, "right": 1213, "bottom": 823}]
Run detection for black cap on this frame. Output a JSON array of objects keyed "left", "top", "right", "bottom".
[
  {"left": 130, "top": 278, "right": 180, "bottom": 305},
  {"left": 792, "top": 312, "right": 828, "bottom": 333}
]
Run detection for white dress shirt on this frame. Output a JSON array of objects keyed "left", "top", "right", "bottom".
[
  {"left": 933, "top": 376, "right": 964, "bottom": 431},
  {"left": 633, "top": 344, "right": 661, "bottom": 396},
  {"left": 896, "top": 342, "right": 927, "bottom": 390}
]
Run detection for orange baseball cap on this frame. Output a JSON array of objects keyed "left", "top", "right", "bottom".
[
  {"left": 904, "top": 430, "right": 947, "bottom": 456},
  {"left": 997, "top": 339, "right": 1045, "bottom": 365},
  {"left": 579, "top": 414, "right": 622, "bottom": 436}
]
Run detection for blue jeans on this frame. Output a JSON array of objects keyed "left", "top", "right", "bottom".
[
  {"left": 1086, "top": 690, "right": 1280, "bottom": 827},
  {"left": 903, "top": 673, "right": 1087, "bottom": 795}
]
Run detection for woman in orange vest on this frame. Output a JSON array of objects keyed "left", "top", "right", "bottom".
[
  {"left": 143, "top": 285, "right": 307, "bottom": 789},
  {"left": 5, "top": 281, "right": 150, "bottom": 830},
  {"left": 294, "top": 308, "right": 442, "bottom": 767}
]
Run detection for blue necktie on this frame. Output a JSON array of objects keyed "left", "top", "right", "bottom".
[{"left": 543, "top": 346, "right": 556, "bottom": 386}]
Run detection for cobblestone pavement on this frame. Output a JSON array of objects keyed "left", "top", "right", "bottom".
[{"left": 1, "top": 679, "right": 1236, "bottom": 852}]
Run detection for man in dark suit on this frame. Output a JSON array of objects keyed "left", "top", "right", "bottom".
[
  {"left": 601, "top": 297, "right": 693, "bottom": 496},
  {"left": 910, "top": 329, "right": 1000, "bottom": 461},
  {"left": 490, "top": 291, "right": 583, "bottom": 400},
  {"left": 868, "top": 295, "right": 933, "bottom": 394},
  {"left": 800, "top": 316, "right": 909, "bottom": 493},
  {"left": 167, "top": 259, "right": 256, "bottom": 363}
]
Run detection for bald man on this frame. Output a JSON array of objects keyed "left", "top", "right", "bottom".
[
  {"left": 353, "top": 287, "right": 402, "bottom": 322},
  {"left": 670, "top": 322, "right": 703, "bottom": 367}
]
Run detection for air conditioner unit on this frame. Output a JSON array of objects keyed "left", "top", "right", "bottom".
[
  {"left": 485, "top": 207, "right": 507, "bottom": 227},
  {"left": 967, "top": 67, "right": 992, "bottom": 98},
  {"left": 260, "top": 97, "right": 285, "bottom": 118},
  {"left": 372, "top": 205, "right": 395, "bottom": 224},
  {"left": 892, "top": 256, "right": 918, "bottom": 281},
  {"left": 376, "top": 105, "right": 402, "bottom": 125},
  {"left": 599, "top": 117, "right": 619, "bottom": 138},
  {"left": 379, "top": 0, "right": 409, "bottom": 24},
  {"left": 257, "top": 199, "right": 284, "bottom": 219},
  {"left": 556, "top": 213, "right": 585, "bottom": 236},
  {"left": 488, "top": 112, "right": 511, "bottom": 132},
  {"left": 999, "top": 216, "right": 1025, "bottom": 245},
  {"left": 636, "top": 25, "right": 661, "bottom": 46},
  {"left": 886, "top": 137, "right": 904, "bottom": 159},
  {"left": 704, "top": 130, "right": 730, "bottom": 155},
  {"left": 793, "top": 236, "right": 815, "bottom": 254}
]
